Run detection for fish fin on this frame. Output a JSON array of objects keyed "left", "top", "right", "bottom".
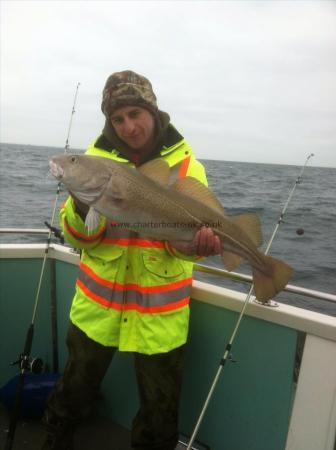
[
  {"left": 85, "top": 207, "right": 101, "bottom": 234},
  {"left": 172, "top": 177, "right": 225, "bottom": 215},
  {"left": 230, "top": 213, "right": 263, "bottom": 247},
  {"left": 221, "top": 251, "right": 245, "bottom": 271},
  {"left": 138, "top": 159, "right": 170, "bottom": 185},
  {"left": 252, "top": 255, "right": 294, "bottom": 302}
]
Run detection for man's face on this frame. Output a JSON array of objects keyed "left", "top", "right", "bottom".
[{"left": 110, "top": 105, "right": 155, "bottom": 152}]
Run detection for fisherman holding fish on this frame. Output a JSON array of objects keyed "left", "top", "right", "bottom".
[{"left": 43, "top": 71, "right": 223, "bottom": 450}]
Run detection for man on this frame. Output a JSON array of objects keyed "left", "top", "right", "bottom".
[{"left": 42, "top": 70, "right": 221, "bottom": 450}]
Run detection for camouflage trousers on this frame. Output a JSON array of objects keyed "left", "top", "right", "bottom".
[{"left": 44, "top": 322, "right": 185, "bottom": 450}]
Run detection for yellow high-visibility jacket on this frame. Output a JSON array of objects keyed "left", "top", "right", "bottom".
[{"left": 60, "top": 132, "right": 207, "bottom": 354}]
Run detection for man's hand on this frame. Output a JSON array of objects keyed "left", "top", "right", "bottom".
[{"left": 169, "top": 226, "right": 221, "bottom": 257}]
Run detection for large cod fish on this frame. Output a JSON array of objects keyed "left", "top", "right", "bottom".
[{"left": 49, "top": 154, "right": 293, "bottom": 302}]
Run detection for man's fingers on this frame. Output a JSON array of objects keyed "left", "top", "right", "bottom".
[
  {"left": 195, "top": 227, "right": 208, "bottom": 255},
  {"left": 195, "top": 226, "right": 221, "bottom": 256},
  {"left": 170, "top": 227, "right": 222, "bottom": 257},
  {"left": 213, "top": 235, "right": 222, "bottom": 255}
]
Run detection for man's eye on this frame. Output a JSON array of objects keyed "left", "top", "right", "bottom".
[
  {"left": 112, "top": 118, "right": 122, "bottom": 125},
  {"left": 130, "top": 110, "right": 140, "bottom": 118}
]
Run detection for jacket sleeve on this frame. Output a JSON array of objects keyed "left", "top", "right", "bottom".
[
  {"left": 187, "top": 157, "right": 208, "bottom": 187},
  {"left": 60, "top": 196, "right": 107, "bottom": 250},
  {"left": 165, "top": 155, "right": 207, "bottom": 262}
]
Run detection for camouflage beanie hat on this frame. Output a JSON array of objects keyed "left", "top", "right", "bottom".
[{"left": 101, "top": 70, "right": 158, "bottom": 118}]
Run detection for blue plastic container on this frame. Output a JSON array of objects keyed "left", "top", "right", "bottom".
[{"left": 0, "top": 373, "right": 60, "bottom": 418}]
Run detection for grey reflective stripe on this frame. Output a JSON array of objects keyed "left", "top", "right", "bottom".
[
  {"left": 78, "top": 269, "right": 192, "bottom": 308},
  {"left": 126, "top": 284, "right": 191, "bottom": 307},
  {"left": 169, "top": 163, "right": 181, "bottom": 184},
  {"left": 78, "top": 270, "right": 124, "bottom": 303}
]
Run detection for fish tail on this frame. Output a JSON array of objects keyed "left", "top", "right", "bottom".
[{"left": 252, "top": 255, "right": 294, "bottom": 302}]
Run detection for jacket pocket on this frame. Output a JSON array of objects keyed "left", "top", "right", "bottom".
[
  {"left": 81, "top": 246, "right": 125, "bottom": 288},
  {"left": 142, "top": 252, "right": 185, "bottom": 280}
]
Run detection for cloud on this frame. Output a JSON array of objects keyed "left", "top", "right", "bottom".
[{"left": 1, "top": 1, "right": 335, "bottom": 167}]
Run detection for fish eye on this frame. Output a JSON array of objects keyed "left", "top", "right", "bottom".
[{"left": 70, "top": 156, "right": 77, "bottom": 163}]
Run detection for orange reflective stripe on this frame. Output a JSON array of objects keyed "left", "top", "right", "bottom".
[
  {"left": 124, "top": 279, "right": 192, "bottom": 294},
  {"left": 76, "top": 278, "right": 122, "bottom": 310},
  {"left": 80, "top": 262, "right": 192, "bottom": 294},
  {"left": 64, "top": 218, "right": 106, "bottom": 242},
  {"left": 123, "top": 297, "right": 189, "bottom": 313},
  {"left": 101, "top": 237, "right": 165, "bottom": 248},
  {"left": 77, "top": 277, "right": 189, "bottom": 313},
  {"left": 178, "top": 155, "right": 191, "bottom": 179},
  {"left": 80, "top": 262, "right": 117, "bottom": 290}
]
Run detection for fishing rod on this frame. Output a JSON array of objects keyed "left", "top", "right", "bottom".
[
  {"left": 4, "top": 82, "right": 81, "bottom": 450},
  {"left": 186, "top": 153, "right": 315, "bottom": 450}
]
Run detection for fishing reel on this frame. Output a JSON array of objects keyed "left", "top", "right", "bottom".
[
  {"left": 44, "top": 221, "right": 65, "bottom": 244},
  {"left": 11, "top": 355, "right": 45, "bottom": 374}
]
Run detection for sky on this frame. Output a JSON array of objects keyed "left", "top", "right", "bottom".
[{"left": 1, "top": 0, "right": 336, "bottom": 167}]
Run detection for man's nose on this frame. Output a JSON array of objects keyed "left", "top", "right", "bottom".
[{"left": 123, "top": 117, "right": 136, "bottom": 134}]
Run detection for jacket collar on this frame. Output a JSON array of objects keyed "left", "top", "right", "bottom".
[{"left": 94, "top": 123, "right": 184, "bottom": 162}]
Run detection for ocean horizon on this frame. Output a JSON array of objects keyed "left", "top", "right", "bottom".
[{"left": 1, "top": 142, "right": 335, "bottom": 316}]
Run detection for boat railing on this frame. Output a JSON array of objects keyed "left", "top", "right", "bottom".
[
  {"left": 194, "top": 263, "right": 336, "bottom": 305},
  {"left": 1, "top": 227, "right": 335, "bottom": 306},
  {"left": 0, "top": 227, "right": 53, "bottom": 235}
]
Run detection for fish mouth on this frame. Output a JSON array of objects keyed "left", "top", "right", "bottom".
[{"left": 49, "top": 160, "right": 64, "bottom": 180}]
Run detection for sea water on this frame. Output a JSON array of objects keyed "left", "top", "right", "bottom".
[{"left": 0, "top": 143, "right": 335, "bottom": 316}]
